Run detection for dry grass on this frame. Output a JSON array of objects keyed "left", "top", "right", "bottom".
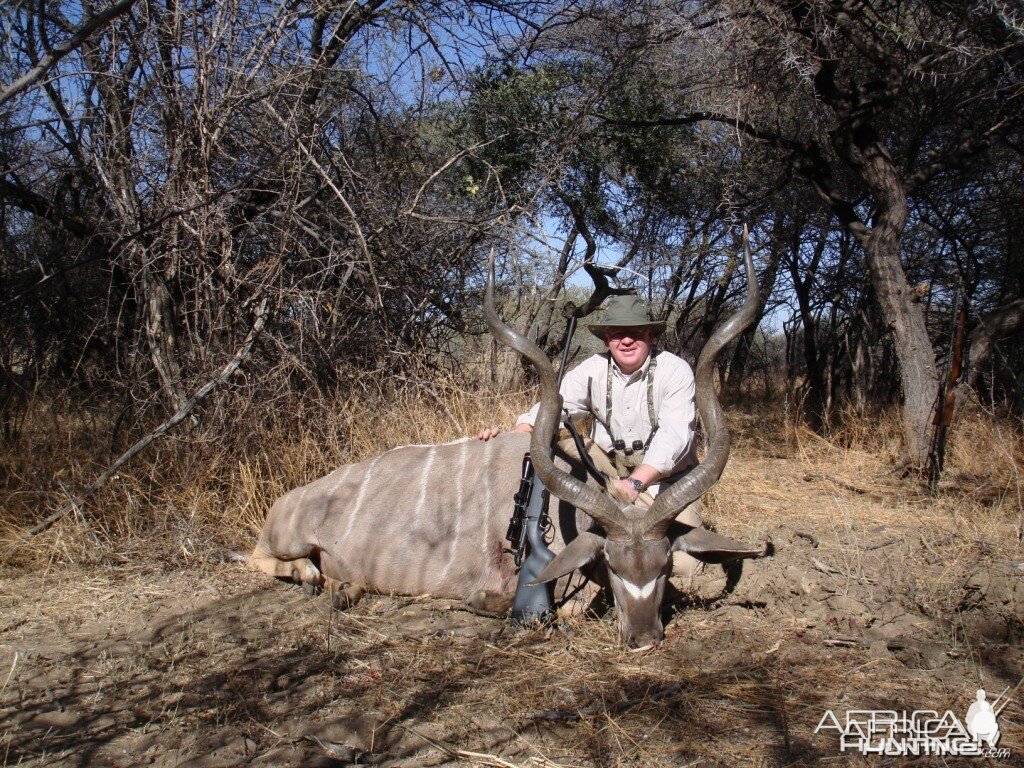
[
  {"left": 701, "top": 400, "right": 1024, "bottom": 636},
  {"left": 2, "top": 386, "right": 1023, "bottom": 766},
  {"left": 1, "top": 382, "right": 1021, "bottom": 572}
]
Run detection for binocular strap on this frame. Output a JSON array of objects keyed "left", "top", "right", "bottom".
[{"left": 605, "top": 350, "right": 659, "bottom": 471}]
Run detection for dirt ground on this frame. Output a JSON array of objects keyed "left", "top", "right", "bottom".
[{"left": 3, "top": 423, "right": 1023, "bottom": 767}]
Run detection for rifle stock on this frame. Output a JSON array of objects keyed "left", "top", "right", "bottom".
[{"left": 509, "top": 455, "right": 556, "bottom": 623}]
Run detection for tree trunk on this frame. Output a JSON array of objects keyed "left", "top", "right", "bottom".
[
  {"left": 774, "top": 3, "right": 945, "bottom": 466},
  {"left": 792, "top": 274, "right": 826, "bottom": 432},
  {"left": 863, "top": 240, "right": 938, "bottom": 463},
  {"left": 142, "top": 259, "right": 187, "bottom": 412},
  {"left": 845, "top": 136, "right": 939, "bottom": 465}
]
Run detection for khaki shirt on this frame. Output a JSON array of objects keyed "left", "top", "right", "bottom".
[{"left": 515, "top": 350, "right": 697, "bottom": 490}]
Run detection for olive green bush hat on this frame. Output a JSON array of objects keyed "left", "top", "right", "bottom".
[{"left": 587, "top": 294, "right": 666, "bottom": 338}]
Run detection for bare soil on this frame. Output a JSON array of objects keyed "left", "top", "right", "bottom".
[{"left": 3, "top": 427, "right": 1023, "bottom": 767}]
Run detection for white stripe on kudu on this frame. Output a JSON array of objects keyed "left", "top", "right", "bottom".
[
  {"left": 394, "top": 437, "right": 474, "bottom": 449},
  {"left": 327, "top": 465, "right": 352, "bottom": 495},
  {"left": 413, "top": 445, "right": 436, "bottom": 523},
  {"left": 437, "top": 439, "right": 469, "bottom": 582},
  {"left": 478, "top": 438, "right": 494, "bottom": 588},
  {"left": 338, "top": 453, "right": 384, "bottom": 547}
]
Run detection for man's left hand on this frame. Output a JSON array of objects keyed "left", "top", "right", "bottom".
[{"left": 613, "top": 478, "right": 640, "bottom": 504}]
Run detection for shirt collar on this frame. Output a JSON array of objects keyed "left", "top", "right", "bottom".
[{"left": 610, "top": 350, "right": 654, "bottom": 383}]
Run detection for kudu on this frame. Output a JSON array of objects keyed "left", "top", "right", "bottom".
[{"left": 249, "top": 240, "right": 764, "bottom": 648}]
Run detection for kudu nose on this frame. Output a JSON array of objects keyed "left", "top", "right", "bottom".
[{"left": 625, "top": 627, "right": 664, "bottom": 651}]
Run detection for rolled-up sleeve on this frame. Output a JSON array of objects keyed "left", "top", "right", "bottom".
[
  {"left": 641, "top": 358, "right": 696, "bottom": 476},
  {"left": 514, "top": 356, "right": 600, "bottom": 428}
]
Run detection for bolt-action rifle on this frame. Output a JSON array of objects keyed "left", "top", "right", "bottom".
[{"left": 505, "top": 314, "right": 575, "bottom": 623}]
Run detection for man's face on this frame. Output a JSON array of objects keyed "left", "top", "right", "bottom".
[{"left": 604, "top": 327, "right": 653, "bottom": 374}]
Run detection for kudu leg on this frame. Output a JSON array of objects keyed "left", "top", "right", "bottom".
[
  {"left": 671, "top": 500, "right": 706, "bottom": 587},
  {"left": 464, "top": 589, "right": 514, "bottom": 618},
  {"left": 325, "top": 579, "right": 365, "bottom": 610},
  {"left": 248, "top": 548, "right": 324, "bottom": 589},
  {"left": 248, "top": 495, "right": 327, "bottom": 590}
]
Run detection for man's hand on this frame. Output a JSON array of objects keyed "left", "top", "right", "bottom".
[
  {"left": 475, "top": 423, "right": 533, "bottom": 441},
  {"left": 612, "top": 465, "right": 661, "bottom": 505},
  {"left": 613, "top": 477, "right": 641, "bottom": 504}
]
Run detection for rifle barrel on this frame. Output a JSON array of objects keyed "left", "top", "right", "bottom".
[
  {"left": 557, "top": 315, "right": 577, "bottom": 388},
  {"left": 992, "top": 685, "right": 1012, "bottom": 715}
]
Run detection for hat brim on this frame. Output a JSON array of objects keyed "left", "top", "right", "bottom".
[{"left": 588, "top": 321, "right": 666, "bottom": 339}]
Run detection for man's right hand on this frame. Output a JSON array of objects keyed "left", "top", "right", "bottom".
[{"left": 475, "top": 423, "right": 533, "bottom": 441}]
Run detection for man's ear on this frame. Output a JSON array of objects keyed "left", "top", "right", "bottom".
[
  {"left": 529, "top": 532, "right": 605, "bottom": 585},
  {"left": 670, "top": 525, "right": 766, "bottom": 564}
]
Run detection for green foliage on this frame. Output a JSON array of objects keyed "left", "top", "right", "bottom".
[
  {"left": 451, "top": 56, "right": 700, "bottom": 232},
  {"left": 453, "top": 61, "right": 580, "bottom": 203}
]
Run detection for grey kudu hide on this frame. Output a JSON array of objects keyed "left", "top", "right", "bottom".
[{"left": 250, "top": 245, "right": 765, "bottom": 648}]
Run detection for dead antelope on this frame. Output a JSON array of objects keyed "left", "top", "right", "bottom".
[{"left": 249, "top": 242, "right": 765, "bottom": 648}]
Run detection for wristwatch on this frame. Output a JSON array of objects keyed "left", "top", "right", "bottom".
[{"left": 626, "top": 477, "right": 645, "bottom": 492}]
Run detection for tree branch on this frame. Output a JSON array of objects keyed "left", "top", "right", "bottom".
[
  {"left": 0, "top": 0, "right": 139, "bottom": 107},
  {"left": 596, "top": 110, "right": 872, "bottom": 244}
]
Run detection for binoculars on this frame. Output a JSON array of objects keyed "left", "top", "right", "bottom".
[{"left": 613, "top": 439, "right": 645, "bottom": 454}]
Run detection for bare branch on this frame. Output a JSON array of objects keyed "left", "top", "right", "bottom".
[{"left": 0, "top": 0, "right": 139, "bottom": 107}]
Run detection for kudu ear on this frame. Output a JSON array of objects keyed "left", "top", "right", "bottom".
[
  {"left": 670, "top": 524, "right": 766, "bottom": 564},
  {"left": 529, "top": 532, "right": 605, "bottom": 585}
]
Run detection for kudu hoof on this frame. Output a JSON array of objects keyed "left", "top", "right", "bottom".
[
  {"left": 302, "top": 581, "right": 321, "bottom": 597},
  {"left": 331, "top": 584, "right": 365, "bottom": 611},
  {"left": 463, "top": 589, "right": 513, "bottom": 618}
]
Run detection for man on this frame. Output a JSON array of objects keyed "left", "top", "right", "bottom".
[{"left": 476, "top": 293, "right": 704, "bottom": 581}]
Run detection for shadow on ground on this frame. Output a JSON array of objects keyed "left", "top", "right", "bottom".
[{"left": 2, "top": 534, "right": 1022, "bottom": 768}]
